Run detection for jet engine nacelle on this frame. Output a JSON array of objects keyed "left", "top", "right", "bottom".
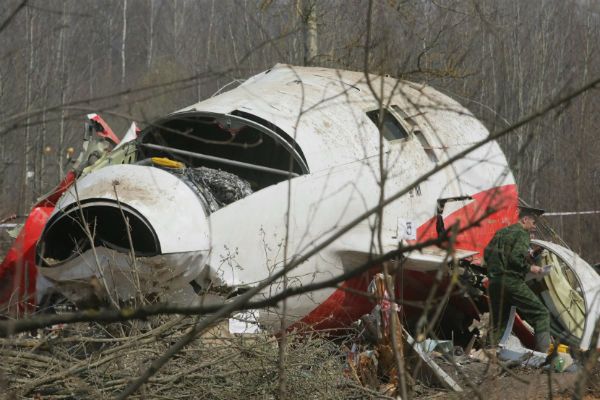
[{"left": 37, "top": 164, "right": 210, "bottom": 305}]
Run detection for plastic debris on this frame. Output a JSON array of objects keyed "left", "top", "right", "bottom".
[
  {"left": 497, "top": 307, "right": 547, "bottom": 367},
  {"left": 418, "top": 339, "right": 454, "bottom": 355},
  {"left": 547, "top": 343, "right": 574, "bottom": 372},
  {"left": 228, "top": 310, "right": 261, "bottom": 334}
]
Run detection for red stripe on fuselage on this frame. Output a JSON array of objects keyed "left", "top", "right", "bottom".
[
  {"left": 298, "top": 184, "right": 519, "bottom": 331},
  {"left": 415, "top": 184, "right": 519, "bottom": 263}
]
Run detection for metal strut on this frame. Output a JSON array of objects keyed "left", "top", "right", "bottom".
[{"left": 139, "top": 143, "right": 300, "bottom": 177}]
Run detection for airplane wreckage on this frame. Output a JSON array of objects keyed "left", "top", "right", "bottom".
[{"left": 1, "top": 64, "right": 599, "bottom": 355}]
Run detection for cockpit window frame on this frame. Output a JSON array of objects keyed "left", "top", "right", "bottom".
[
  {"left": 391, "top": 105, "right": 440, "bottom": 163},
  {"left": 366, "top": 106, "right": 412, "bottom": 144}
]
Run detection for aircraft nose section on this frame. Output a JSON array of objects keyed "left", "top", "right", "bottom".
[{"left": 37, "top": 164, "right": 211, "bottom": 305}]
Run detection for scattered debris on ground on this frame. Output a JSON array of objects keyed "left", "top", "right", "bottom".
[{"left": 340, "top": 273, "right": 599, "bottom": 399}]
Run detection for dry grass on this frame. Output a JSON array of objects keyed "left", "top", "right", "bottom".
[
  {"left": 0, "top": 316, "right": 373, "bottom": 399},
  {"left": 1, "top": 311, "right": 600, "bottom": 399}
]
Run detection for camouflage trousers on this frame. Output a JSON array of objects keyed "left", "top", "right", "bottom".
[{"left": 487, "top": 276, "right": 550, "bottom": 344}]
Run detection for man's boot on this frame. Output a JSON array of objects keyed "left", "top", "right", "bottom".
[{"left": 534, "top": 331, "right": 551, "bottom": 352}]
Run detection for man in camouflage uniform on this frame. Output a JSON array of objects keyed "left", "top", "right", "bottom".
[{"left": 484, "top": 206, "right": 551, "bottom": 352}]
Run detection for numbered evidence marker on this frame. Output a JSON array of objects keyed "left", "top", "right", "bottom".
[{"left": 397, "top": 218, "right": 417, "bottom": 241}]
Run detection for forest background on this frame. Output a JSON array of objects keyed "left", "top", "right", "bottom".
[{"left": 0, "top": 0, "right": 598, "bottom": 262}]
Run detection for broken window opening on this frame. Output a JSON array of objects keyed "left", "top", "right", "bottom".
[
  {"left": 366, "top": 108, "right": 409, "bottom": 142},
  {"left": 230, "top": 110, "right": 308, "bottom": 167},
  {"left": 137, "top": 112, "right": 307, "bottom": 191}
]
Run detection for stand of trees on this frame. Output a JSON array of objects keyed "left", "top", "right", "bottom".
[{"left": 0, "top": 0, "right": 598, "bottom": 261}]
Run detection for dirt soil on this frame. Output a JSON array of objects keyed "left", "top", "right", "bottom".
[{"left": 425, "top": 353, "right": 600, "bottom": 400}]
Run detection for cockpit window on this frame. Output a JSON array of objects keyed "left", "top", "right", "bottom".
[
  {"left": 366, "top": 108, "right": 409, "bottom": 142},
  {"left": 137, "top": 112, "right": 308, "bottom": 190}
]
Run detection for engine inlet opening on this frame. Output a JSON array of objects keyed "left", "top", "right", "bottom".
[{"left": 38, "top": 200, "right": 160, "bottom": 266}]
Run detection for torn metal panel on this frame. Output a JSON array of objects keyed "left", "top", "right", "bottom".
[
  {"left": 38, "top": 247, "right": 206, "bottom": 306},
  {"left": 113, "top": 122, "right": 139, "bottom": 151},
  {"left": 399, "top": 245, "right": 478, "bottom": 272},
  {"left": 86, "top": 113, "right": 120, "bottom": 145}
]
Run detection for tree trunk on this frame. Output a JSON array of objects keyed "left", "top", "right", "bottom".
[
  {"left": 302, "top": 0, "right": 318, "bottom": 66},
  {"left": 19, "top": 6, "right": 34, "bottom": 214},
  {"left": 121, "top": 0, "right": 128, "bottom": 86},
  {"left": 147, "top": 0, "right": 154, "bottom": 69},
  {"left": 58, "top": 2, "right": 67, "bottom": 178}
]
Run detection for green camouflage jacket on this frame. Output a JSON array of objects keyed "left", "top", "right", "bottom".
[{"left": 484, "top": 223, "right": 530, "bottom": 280}]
